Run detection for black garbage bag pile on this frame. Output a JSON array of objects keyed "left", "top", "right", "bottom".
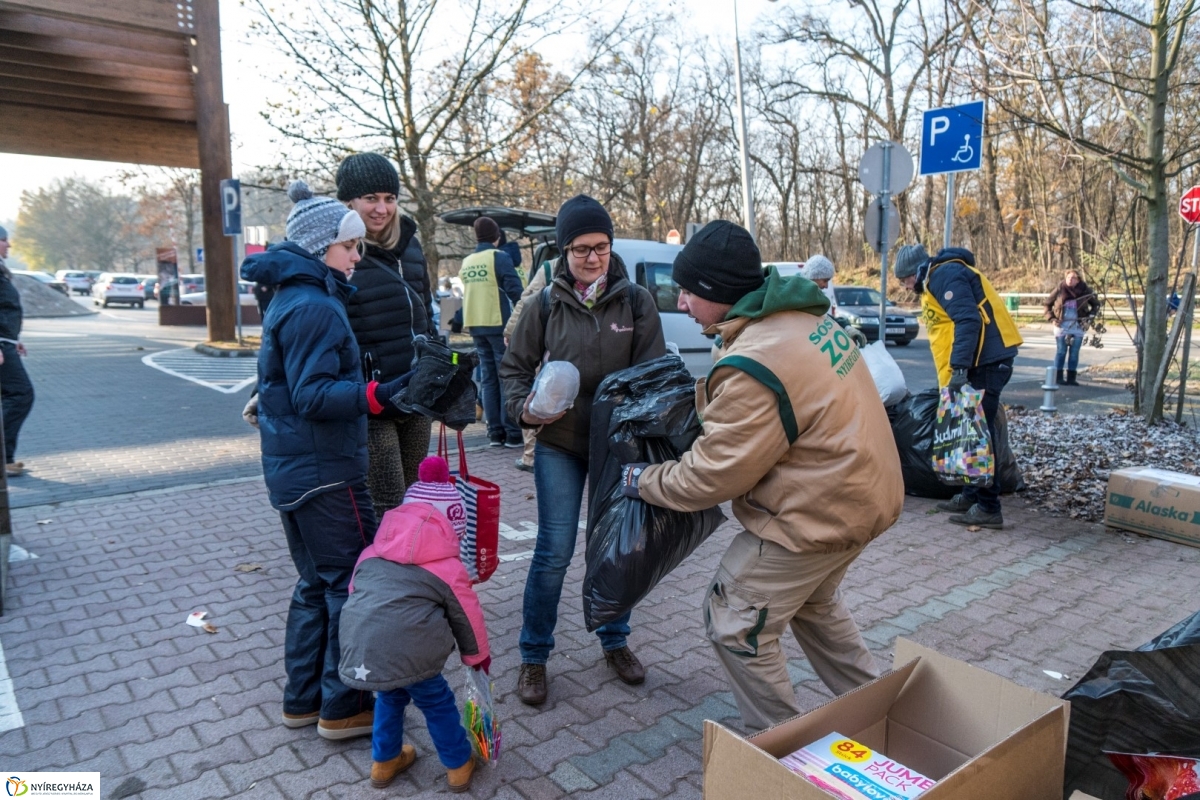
[
  {"left": 583, "top": 355, "right": 726, "bottom": 632},
  {"left": 887, "top": 389, "right": 1025, "bottom": 499},
  {"left": 1062, "top": 610, "right": 1200, "bottom": 799},
  {"left": 392, "top": 335, "right": 480, "bottom": 431}
]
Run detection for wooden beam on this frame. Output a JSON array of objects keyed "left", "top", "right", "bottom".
[
  {"left": 2, "top": 87, "right": 195, "bottom": 121},
  {"left": 0, "top": 29, "right": 189, "bottom": 72},
  {"left": 192, "top": 0, "right": 235, "bottom": 342},
  {"left": 0, "top": 101, "right": 198, "bottom": 167},
  {"left": 0, "top": 44, "right": 192, "bottom": 85},
  {"left": 0, "top": 75, "right": 196, "bottom": 110},
  {"left": 0, "top": 60, "right": 194, "bottom": 98},
  {"left": 0, "top": 9, "right": 186, "bottom": 55},
  {"left": 0, "top": 0, "right": 194, "bottom": 37}
]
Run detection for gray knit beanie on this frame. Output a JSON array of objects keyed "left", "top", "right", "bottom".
[
  {"left": 0, "top": 225, "right": 8, "bottom": 240},
  {"left": 335, "top": 153, "right": 400, "bottom": 201},
  {"left": 894, "top": 243, "right": 930, "bottom": 279},
  {"left": 285, "top": 181, "right": 366, "bottom": 258},
  {"left": 801, "top": 254, "right": 834, "bottom": 281}
]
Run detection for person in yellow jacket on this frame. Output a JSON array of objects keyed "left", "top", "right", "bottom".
[
  {"left": 460, "top": 216, "right": 525, "bottom": 446},
  {"left": 620, "top": 221, "right": 904, "bottom": 731},
  {"left": 893, "top": 244, "right": 1023, "bottom": 529}
]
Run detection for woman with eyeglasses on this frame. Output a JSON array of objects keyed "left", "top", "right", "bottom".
[
  {"left": 336, "top": 153, "right": 437, "bottom": 519},
  {"left": 500, "top": 194, "right": 666, "bottom": 706}
]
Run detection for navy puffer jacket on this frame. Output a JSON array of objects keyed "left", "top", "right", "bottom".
[{"left": 241, "top": 243, "right": 369, "bottom": 511}]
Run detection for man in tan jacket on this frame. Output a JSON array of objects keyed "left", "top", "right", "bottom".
[
  {"left": 503, "top": 259, "right": 554, "bottom": 472},
  {"left": 622, "top": 221, "right": 904, "bottom": 730}
]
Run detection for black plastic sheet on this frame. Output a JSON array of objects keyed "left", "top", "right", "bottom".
[
  {"left": 1063, "top": 610, "right": 1200, "bottom": 799},
  {"left": 393, "top": 335, "right": 479, "bottom": 431},
  {"left": 583, "top": 355, "right": 726, "bottom": 632},
  {"left": 886, "top": 389, "right": 1024, "bottom": 499}
]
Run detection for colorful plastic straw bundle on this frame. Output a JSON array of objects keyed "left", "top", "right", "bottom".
[{"left": 462, "top": 667, "right": 501, "bottom": 765}]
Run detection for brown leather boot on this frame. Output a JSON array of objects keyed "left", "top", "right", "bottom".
[
  {"left": 447, "top": 755, "right": 476, "bottom": 793},
  {"left": 317, "top": 709, "right": 374, "bottom": 740},
  {"left": 517, "top": 663, "right": 548, "bottom": 706},
  {"left": 371, "top": 744, "right": 416, "bottom": 788},
  {"left": 604, "top": 646, "right": 645, "bottom": 685}
]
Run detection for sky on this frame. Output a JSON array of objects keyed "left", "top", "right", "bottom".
[{"left": 0, "top": 0, "right": 785, "bottom": 225}]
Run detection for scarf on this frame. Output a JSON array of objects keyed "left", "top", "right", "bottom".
[
  {"left": 573, "top": 272, "right": 607, "bottom": 308},
  {"left": 1060, "top": 280, "right": 1091, "bottom": 302}
]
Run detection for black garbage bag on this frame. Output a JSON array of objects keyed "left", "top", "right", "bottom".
[
  {"left": 887, "top": 389, "right": 1024, "bottom": 499},
  {"left": 392, "top": 335, "right": 480, "bottom": 431},
  {"left": 1062, "top": 610, "right": 1200, "bottom": 800},
  {"left": 583, "top": 355, "right": 726, "bottom": 632}
]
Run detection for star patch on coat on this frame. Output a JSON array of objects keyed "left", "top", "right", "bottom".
[
  {"left": 353, "top": 664, "right": 371, "bottom": 680},
  {"left": 943, "top": 290, "right": 953, "bottom": 300}
]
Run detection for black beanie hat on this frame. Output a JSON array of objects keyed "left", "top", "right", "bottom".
[
  {"left": 335, "top": 153, "right": 400, "bottom": 201},
  {"left": 672, "top": 221, "right": 764, "bottom": 305},
  {"left": 474, "top": 216, "right": 501, "bottom": 243},
  {"left": 555, "top": 194, "right": 613, "bottom": 248}
]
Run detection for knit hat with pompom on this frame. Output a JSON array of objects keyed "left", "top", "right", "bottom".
[
  {"left": 285, "top": 180, "right": 366, "bottom": 258},
  {"left": 402, "top": 456, "right": 466, "bottom": 538}
]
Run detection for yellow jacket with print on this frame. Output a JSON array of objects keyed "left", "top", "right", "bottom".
[{"left": 637, "top": 269, "right": 904, "bottom": 554}]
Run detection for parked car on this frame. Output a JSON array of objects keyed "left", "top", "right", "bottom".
[
  {"left": 54, "top": 270, "right": 94, "bottom": 295},
  {"left": 14, "top": 270, "right": 69, "bottom": 295},
  {"left": 833, "top": 286, "right": 919, "bottom": 345},
  {"left": 439, "top": 206, "right": 712, "bottom": 352},
  {"left": 92, "top": 273, "right": 145, "bottom": 308},
  {"left": 137, "top": 275, "right": 159, "bottom": 300},
  {"left": 180, "top": 281, "right": 257, "bottom": 306}
]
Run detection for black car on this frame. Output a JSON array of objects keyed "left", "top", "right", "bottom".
[{"left": 833, "top": 286, "right": 919, "bottom": 345}]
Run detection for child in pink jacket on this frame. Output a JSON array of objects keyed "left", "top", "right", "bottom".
[{"left": 338, "top": 457, "right": 489, "bottom": 793}]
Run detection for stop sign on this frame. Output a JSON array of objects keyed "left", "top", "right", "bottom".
[{"left": 1181, "top": 185, "right": 1200, "bottom": 224}]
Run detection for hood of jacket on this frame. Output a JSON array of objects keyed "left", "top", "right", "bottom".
[
  {"left": 929, "top": 246, "right": 976, "bottom": 271},
  {"left": 370, "top": 503, "right": 459, "bottom": 566},
  {"left": 241, "top": 242, "right": 355, "bottom": 301},
  {"left": 726, "top": 266, "right": 829, "bottom": 321}
]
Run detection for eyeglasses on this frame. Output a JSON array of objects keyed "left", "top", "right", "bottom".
[{"left": 566, "top": 242, "right": 611, "bottom": 259}]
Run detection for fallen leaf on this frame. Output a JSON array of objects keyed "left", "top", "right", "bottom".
[
  {"left": 525, "top": 494, "right": 535, "bottom": 500},
  {"left": 202, "top": 623, "right": 218, "bottom": 634},
  {"left": 925, "top": 508, "right": 940, "bottom": 515},
  {"left": 234, "top": 563, "right": 264, "bottom": 573},
  {"left": 966, "top": 525, "right": 982, "bottom": 532}
]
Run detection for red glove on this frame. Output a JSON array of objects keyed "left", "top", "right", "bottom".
[{"left": 474, "top": 656, "right": 491, "bottom": 675}]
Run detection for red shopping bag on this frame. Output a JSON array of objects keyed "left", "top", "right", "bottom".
[{"left": 438, "top": 425, "right": 500, "bottom": 583}]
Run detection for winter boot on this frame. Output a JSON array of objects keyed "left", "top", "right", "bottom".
[
  {"left": 447, "top": 756, "right": 477, "bottom": 793},
  {"left": 1066, "top": 370, "right": 1079, "bottom": 386},
  {"left": 1055, "top": 369, "right": 1065, "bottom": 386}
]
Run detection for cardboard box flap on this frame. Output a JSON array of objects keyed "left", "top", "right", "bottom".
[
  {"left": 891, "top": 639, "right": 1067, "bottom": 759},
  {"left": 927, "top": 707, "right": 1068, "bottom": 800},
  {"left": 749, "top": 658, "right": 920, "bottom": 758},
  {"left": 704, "top": 720, "right": 829, "bottom": 799}
]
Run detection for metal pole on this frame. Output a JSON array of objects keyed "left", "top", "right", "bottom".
[
  {"left": 233, "top": 233, "right": 244, "bottom": 344},
  {"left": 733, "top": 0, "right": 757, "bottom": 240},
  {"left": 878, "top": 143, "right": 892, "bottom": 336},
  {"left": 1177, "top": 225, "right": 1198, "bottom": 423},
  {"left": 943, "top": 172, "right": 956, "bottom": 249}
]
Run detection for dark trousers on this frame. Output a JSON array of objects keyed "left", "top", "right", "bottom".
[
  {"left": 472, "top": 333, "right": 520, "bottom": 441},
  {"left": 279, "top": 484, "right": 378, "bottom": 720},
  {"left": 0, "top": 343, "right": 34, "bottom": 464},
  {"left": 962, "top": 358, "right": 1014, "bottom": 514}
]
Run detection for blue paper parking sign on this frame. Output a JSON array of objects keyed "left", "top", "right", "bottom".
[
  {"left": 221, "top": 178, "right": 242, "bottom": 236},
  {"left": 920, "top": 100, "right": 984, "bottom": 176}
]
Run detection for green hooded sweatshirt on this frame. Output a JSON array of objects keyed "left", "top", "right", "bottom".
[{"left": 726, "top": 266, "right": 830, "bottom": 321}]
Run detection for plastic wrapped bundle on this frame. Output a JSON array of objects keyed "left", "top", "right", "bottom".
[
  {"left": 528, "top": 361, "right": 580, "bottom": 418},
  {"left": 583, "top": 355, "right": 726, "bottom": 631}
]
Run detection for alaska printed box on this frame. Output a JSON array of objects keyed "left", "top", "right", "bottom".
[{"left": 1105, "top": 467, "right": 1200, "bottom": 548}]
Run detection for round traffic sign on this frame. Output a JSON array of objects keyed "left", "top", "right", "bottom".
[
  {"left": 859, "top": 141, "right": 915, "bottom": 196},
  {"left": 1181, "top": 186, "right": 1200, "bottom": 225},
  {"left": 864, "top": 199, "right": 900, "bottom": 254}
]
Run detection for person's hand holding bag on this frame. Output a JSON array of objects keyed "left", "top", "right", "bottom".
[{"left": 366, "top": 370, "right": 415, "bottom": 416}]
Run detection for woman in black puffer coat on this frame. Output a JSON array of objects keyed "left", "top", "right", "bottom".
[{"left": 337, "top": 153, "right": 438, "bottom": 517}]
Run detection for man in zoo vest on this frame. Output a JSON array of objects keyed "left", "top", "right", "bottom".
[
  {"left": 893, "top": 244, "right": 1023, "bottom": 530},
  {"left": 620, "top": 220, "right": 904, "bottom": 731},
  {"left": 461, "top": 216, "right": 524, "bottom": 446}
]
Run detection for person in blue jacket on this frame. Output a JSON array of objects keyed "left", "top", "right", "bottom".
[{"left": 241, "top": 181, "right": 411, "bottom": 742}]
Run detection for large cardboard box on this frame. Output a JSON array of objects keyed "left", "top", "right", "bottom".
[
  {"left": 1105, "top": 467, "right": 1200, "bottom": 548},
  {"left": 703, "top": 639, "right": 1069, "bottom": 800}
]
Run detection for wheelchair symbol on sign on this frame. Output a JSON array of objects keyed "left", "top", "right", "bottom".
[{"left": 951, "top": 135, "right": 975, "bottom": 164}]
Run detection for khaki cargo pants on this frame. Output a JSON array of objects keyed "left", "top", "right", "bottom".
[{"left": 705, "top": 531, "right": 879, "bottom": 731}]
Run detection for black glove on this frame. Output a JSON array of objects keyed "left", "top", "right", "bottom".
[
  {"left": 368, "top": 370, "right": 415, "bottom": 416},
  {"left": 948, "top": 368, "right": 970, "bottom": 392},
  {"left": 621, "top": 463, "right": 650, "bottom": 498}
]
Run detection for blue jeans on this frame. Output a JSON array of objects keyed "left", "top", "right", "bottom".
[
  {"left": 961, "top": 359, "right": 1014, "bottom": 514},
  {"left": 519, "top": 443, "right": 631, "bottom": 664},
  {"left": 473, "top": 333, "right": 520, "bottom": 441},
  {"left": 373, "top": 674, "right": 472, "bottom": 769},
  {"left": 1055, "top": 333, "right": 1082, "bottom": 372},
  {"left": 280, "top": 484, "right": 377, "bottom": 720},
  {"left": 0, "top": 342, "right": 34, "bottom": 463}
]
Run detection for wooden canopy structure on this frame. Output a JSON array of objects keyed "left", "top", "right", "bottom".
[{"left": 0, "top": 0, "right": 237, "bottom": 341}]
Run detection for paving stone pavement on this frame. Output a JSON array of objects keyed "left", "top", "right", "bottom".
[{"left": 2, "top": 444, "right": 1200, "bottom": 799}]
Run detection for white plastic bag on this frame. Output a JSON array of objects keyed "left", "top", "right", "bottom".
[
  {"left": 861, "top": 341, "right": 907, "bottom": 407},
  {"left": 528, "top": 361, "right": 580, "bottom": 418}
]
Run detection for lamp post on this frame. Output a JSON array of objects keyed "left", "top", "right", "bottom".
[{"left": 733, "top": 0, "right": 759, "bottom": 240}]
